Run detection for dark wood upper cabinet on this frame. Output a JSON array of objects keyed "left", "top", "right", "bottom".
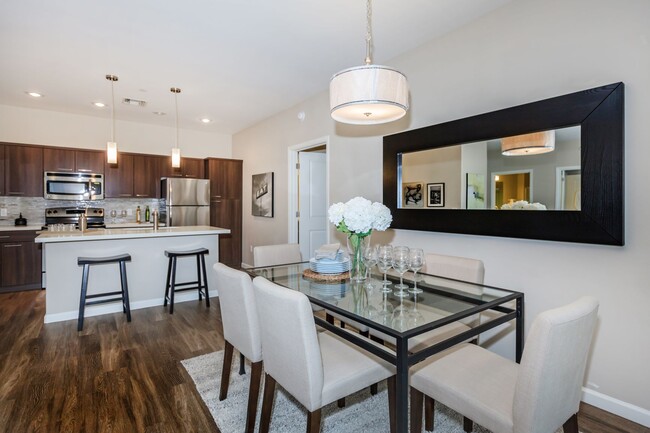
[
  {"left": 43, "top": 148, "right": 75, "bottom": 172},
  {"left": 133, "top": 154, "right": 161, "bottom": 198},
  {"left": 0, "top": 144, "right": 5, "bottom": 195},
  {"left": 182, "top": 158, "right": 204, "bottom": 179},
  {"left": 4, "top": 144, "right": 43, "bottom": 197},
  {"left": 75, "top": 150, "right": 104, "bottom": 173},
  {"left": 104, "top": 153, "right": 134, "bottom": 198},
  {"left": 205, "top": 158, "right": 243, "bottom": 199},
  {"left": 43, "top": 148, "right": 104, "bottom": 174}
]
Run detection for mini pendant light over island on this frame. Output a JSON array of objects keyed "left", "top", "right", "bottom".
[
  {"left": 106, "top": 74, "right": 119, "bottom": 164},
  {"left": 171, "top": 87, "right": 182, "bottom": 168},
  {"left": 329, "top": 0, "right": 409, "bottom": 125}
]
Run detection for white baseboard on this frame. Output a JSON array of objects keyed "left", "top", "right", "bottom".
[
  {"left": 582, "top": 387, "right": 650, "bottom": 427},
  {"left": 44, "top": 290, "right": 219, "bottom": 324}
]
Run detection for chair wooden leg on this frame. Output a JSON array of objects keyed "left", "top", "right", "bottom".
[
  {"left": 388, "top": 376, "right": 397, "bottom": 433},
  {"left": 260, "top": 374, "right": 276, "bottom": 433},
  {"left": 370, "top": 383, "right": 378, "bottom": 395},
  {"left": 239, "top": 353, "right": 246, "bottom": 375},
  {"left": 410, "top": 387, "right": 423, "bottom": 433},
  {"left": 306, "top": 409, "right": 322, "bottom": 433},
  {"left": 424, "top": 396, "right": 435, "bottom": 431},
  {"left": 337, "top": 398, "right": 345, "bottom": 408},
  {"left": 563, "top": 413, "right": 579, "bottom": 433},
  {"left": 463, "top": 416, "right": 473, "bottom": 432},
  {"left": 219, "top": 341, "right": 234, "bottom": 401},
  {"left": 245, "top": 361, "right": 263, "bottom": 433}
]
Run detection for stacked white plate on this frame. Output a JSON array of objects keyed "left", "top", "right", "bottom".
[{"left": 309, "top": 252, "right": 351, "bottom": 274}]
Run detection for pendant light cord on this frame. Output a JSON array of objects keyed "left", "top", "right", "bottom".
[
  {"left": 174, "top": 91, "right": 179, "bottom": 149},
  {"left": 110, "top": 79, "right": 115, "bottom": 142},
  {"left": 365, "top": 0, "right": 372, "bottom": 65}
]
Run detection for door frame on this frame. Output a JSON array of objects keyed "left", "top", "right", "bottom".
[
  {"left": 490, "top": 169, "right": 534, "bottom": 208},
  {"left": 555, "top": 165, "right": 581, "bottom": 210},
  {"left": 288, "top": 136, "right": 330, "bottom": 244}
]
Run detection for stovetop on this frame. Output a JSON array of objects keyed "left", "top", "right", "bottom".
[{"left": 43, "top": 207, "right": 106, "bottom": 229}]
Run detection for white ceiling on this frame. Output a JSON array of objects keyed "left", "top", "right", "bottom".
[{"left": 0, "top": 0, "right": 512, "bottom": 135}]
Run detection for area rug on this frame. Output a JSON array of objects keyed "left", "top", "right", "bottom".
[{"left": 181, "top": 350, "right": 501, "bottom": 433}]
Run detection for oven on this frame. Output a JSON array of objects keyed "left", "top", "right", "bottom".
[
  {"left": 43, "top": 207, "right": 106, "bottom": 230},
  {"left": 44, "top": 171, "right": 104, "bottom": 200}
]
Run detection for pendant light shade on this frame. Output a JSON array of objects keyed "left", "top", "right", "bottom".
[
  {"left": 330, "top": 65, "right": 408, "bottom": 124},
  {"left": 106, "top": 74, "right": 119, "bottom": 164},
  {"left": 501, "top": 130, "right": 555, "bottom": 156},
  {"left": 329, "top": 0, "right": 409, "bottom": 125},
  {"left": 171, "top": 87, "right": 181, "bottom": 168}
]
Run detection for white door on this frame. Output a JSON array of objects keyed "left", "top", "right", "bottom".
[{"left": 298, "top": 151, "right": 327, "bottom": 260}]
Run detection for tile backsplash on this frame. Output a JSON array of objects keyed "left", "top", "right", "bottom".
[{"left": 0, "top": 197, "right": 164, "bottom": 227}]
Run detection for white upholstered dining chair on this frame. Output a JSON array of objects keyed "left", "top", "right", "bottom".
[
  {"left": 213, "top": 263, "right": 263, "bottom": 433},
  {"left": 409, "top": 296, "right": 599, "bottom": 433},
  {"left": 253, "top": 243, "right": 302, "bottom": 267},
  {"left": 252, "top": 276, "right": 397, "bottom": 433}
]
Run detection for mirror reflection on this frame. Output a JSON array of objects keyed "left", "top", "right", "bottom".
[{"left": 399, "top": 125, "right": 580, "bottom": 210}]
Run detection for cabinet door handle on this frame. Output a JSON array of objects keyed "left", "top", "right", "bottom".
[
  {"left": 3, "top": 244, "right": 22, "bottom": 248},
  {"left": 8, "top": 192, "right": 24, "bottom": 195},
  {"left": 0, "top": 236, "right": 9, "bottom": 239},
  {"left": 212, "top": 200, "right": 222, "bottom": 203},
  {"left": 78, "top": 169, "right": 92, "bottom": 172},
  {"left": 211, "top": 195, "right": 222, "bottom": 198},
  {"left": 57, "top": 168, "right": 73, "bottom": 171},
  {"left": 135, "top": 194, "right": 149, "bottom": 197}
]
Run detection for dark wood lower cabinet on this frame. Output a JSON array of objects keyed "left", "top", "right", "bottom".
[
  {"left": 0, "top": 231, "right": 42, "bottom": 292},
  {"left": 210, "top": 199, "right": 242, "bottom": 267}
]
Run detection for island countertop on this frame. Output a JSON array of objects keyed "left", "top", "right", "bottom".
[{"left": 36, "top": 225, "right": 229, "bottom": 243}]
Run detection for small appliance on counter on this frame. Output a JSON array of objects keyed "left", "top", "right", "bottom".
[
  {"left": 14, "top": 213, "right": 27, "bottom": 226},
  {"left": 43, "top": 207, "right": 106, "bottom": 230}
]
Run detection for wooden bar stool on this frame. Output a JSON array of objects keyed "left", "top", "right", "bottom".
[
  {"left": 163, "top": 248, "right": 210, "bottom": 314},
  {"left": 77, "top": 253, "right": 132, "bottom": 331}
]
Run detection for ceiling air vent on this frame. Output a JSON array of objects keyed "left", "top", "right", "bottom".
[{"left": 122, "top": 98, "right": 147, "bottom": 107}]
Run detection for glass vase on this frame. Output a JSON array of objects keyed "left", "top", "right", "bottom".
[{"left": 347, "top": 233, "right": 371, "bottom": 282}]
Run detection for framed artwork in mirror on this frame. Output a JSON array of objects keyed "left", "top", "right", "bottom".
[
  {"left": 402, "top": 182, "right": 424, "bottom": 208},
  {"left": 383, "top": 82, "right": 624, "bottom": 245},
  {"left": 252, "top": 172, "right": 274, "bottom": 217},
  {"left": 427, "top": 183, "right": 445, "bottom": 207}
]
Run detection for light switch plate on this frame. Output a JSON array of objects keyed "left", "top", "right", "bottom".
[{"left": 0, "top": 208, "right": 7, "bottom": 217}]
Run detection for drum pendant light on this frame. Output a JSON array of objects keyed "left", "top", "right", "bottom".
[
  {"left": 501, "top": 130, "right": 555, "bottom": 156},
  {"left": 329, "top": 0, "right": 409, "bottom": 125},
  {"left": 106, "top": 74, "right": 119, "bottom": 164},
  {"left": 170, "top": 87, "right": 182, "bottom": 168}
]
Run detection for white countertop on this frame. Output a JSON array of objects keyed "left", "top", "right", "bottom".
[
  {"left": 35, "top": 225, "right": 230, "bottom": 243},
  {"left": 105, "top": 222, "right": 166, "bottom": 229},
  {"left": 0, "top": 225, "right": 42, "bottom": 232}
]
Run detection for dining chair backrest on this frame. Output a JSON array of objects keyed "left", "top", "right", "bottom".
[
  {"left": 253, "top": 243, "right": 302, "bottom": 267},
  {"left": 424, "top": 253, "right": 485, "bottom": 284},
  {"left": 213, "top": 263, "right": 262, "bottom": 363},
  {"left": 513, "top": 296, "right": 599, "bottom": 433},
  {"left": 252, "top": 276, "right": 324, "bottom": 411}
]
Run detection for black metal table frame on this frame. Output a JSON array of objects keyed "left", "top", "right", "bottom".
[{"left": 249, "top": 263, "right": 525, "bottom": 433}]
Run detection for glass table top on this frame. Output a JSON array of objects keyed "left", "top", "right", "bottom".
[{"left": 249, "top": 262, "right": 520, "bottom": 337}]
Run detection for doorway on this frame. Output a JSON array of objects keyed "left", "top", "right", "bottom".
[
  {"left": 288, "top": 137, "right": 329, "bottom": 260},
  {"left": 555, "top": 166, "right": 581, "bottom": 210},
  {"left": 491, "top": 169, "right": 533, "bottom": 208}
]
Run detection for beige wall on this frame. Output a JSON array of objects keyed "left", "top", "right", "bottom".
[
  {"left": 0, "top": 104, "right": 232, "bottom": 158},
  {"left": 233, "top": 0, "right": 650, "bottom": 424}
]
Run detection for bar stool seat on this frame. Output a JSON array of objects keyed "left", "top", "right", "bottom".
[
  {"left": 164, "top": 247, "right": 210, "bottom": 314},
  {"left": 77, "top": 253, "right": 132, "bottom": 331}
]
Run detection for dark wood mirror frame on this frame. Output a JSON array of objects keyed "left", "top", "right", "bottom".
[{"left": 383, "top": 82, "right": 624, "bottom": 246}]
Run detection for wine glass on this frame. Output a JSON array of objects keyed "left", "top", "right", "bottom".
[
  {"left": 377, "top": 245, "right": 393, "bottom": 293},
  {"left": 363, "top": 244, "right": 379, "bottom": 281},
  {"left": 408, "top": 248, "right": 424, "bottom": 294},
  {"left": 392, "top": 246, "right": 410, "bottom": 297}
]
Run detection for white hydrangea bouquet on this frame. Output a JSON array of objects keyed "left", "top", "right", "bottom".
[
  {"left": 328, "top": 197, "right": 392, "bottom": 281},
  {"left": 500, "top": 200, "right": 547, "bottom": 210}
]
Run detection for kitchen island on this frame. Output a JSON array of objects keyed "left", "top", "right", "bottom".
[{"left": 36, "top": 225, "right": 230, "bottom": 324}]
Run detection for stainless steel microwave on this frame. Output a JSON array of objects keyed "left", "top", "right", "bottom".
[{"left": 44, "top": 172, "right": 104, "bottom": 200}]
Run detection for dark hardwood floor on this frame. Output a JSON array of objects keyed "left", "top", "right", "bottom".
[{"left": 0, "top": 290, "right": 647, "bottom": 433}]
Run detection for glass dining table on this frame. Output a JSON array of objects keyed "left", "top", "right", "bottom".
[{"left": 248, "top": 262, "right": 524, "bottom": 433}]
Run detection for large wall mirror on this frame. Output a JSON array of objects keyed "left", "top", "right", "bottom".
[{"left": 383, "top": 83, "right": 624, "bottom": 245}]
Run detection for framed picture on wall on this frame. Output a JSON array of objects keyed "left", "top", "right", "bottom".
[
  {"left": 402, "top": 182, "right": 424, "bottom": 208},
  {"left": 427, "top": 183, "right": 445, "bottom": 207},
  {"left": 252, "top": 172, "right": 274, "bottom": 217},
  {"left": 466, "top": 173, "right": 486, "bottom": 209}
]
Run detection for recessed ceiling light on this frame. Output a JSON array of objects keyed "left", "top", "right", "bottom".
[
  {"left": 26, "top": 91, "right": 43, "bottom": 98},
  {"left": 153, "top": 111, "right": 167, "bottom": 116},
  {"left": 92, "top": 102, "right": 106, "bottom": 108},
  {"left": 200, "top": 118, "right": 212, "bottom": 124}
]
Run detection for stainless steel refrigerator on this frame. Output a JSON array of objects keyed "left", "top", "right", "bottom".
[{"left": 161, "top": 177, "right": 210, "bottom": 226}]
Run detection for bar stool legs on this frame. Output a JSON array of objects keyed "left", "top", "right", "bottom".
[
  {"left": 77, "top": 253, "right": 132, "bottom": 331},
  {"left": 163, "top": 248, "right": 210, "bottom": 314}
]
